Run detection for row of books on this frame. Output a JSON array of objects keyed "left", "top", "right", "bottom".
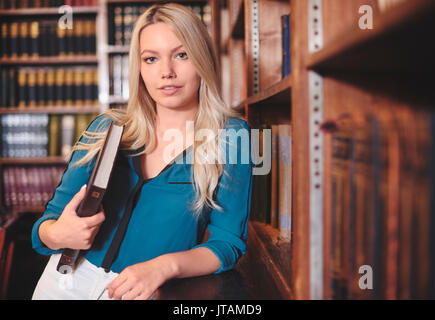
[
  {"left": 0, "top": 113, "right": 97, "bottom": 159},
  {"left": 0, "top": 66, "right": 99, "bottom": 108},
  {"left": 324, "top": 108, "right": 435, "bottom": 299},
  {"left": 108, "top": 3, "right": 212, "bottom": 46},
  {"left": 2, "top": 165, "right": 65, "bottom": 208},
  {"left": 0, "top": 1, "right": 98, "bottom": 9},
  {"left": 250, "top": 124, "right": 292, "bottom": 240},
  {"left": 0, "top": 18, "right": 97, "bottom": 58},
  {"left": 109, "top": 54, "right": 129, "bottom": 100}
]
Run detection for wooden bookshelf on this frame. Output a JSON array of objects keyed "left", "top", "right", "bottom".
[
  {"left": 235, "top": 76, "right": 292, "bottom": 124},
  {"left": 0, "top": 157, "right": 67, "bottom": 165},
  {"left": 0, "top": 56, "right": 98, "bottom": 66},
  {"left": 306, "top": 0, "right": 435, "bottom": 73},
  {"left": 0, "top": 7, "right": 99, "bottom": 16},
  {"left": 0, "top": 106, "right": 101, "bottom": 114}
]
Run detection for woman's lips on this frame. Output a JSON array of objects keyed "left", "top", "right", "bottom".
[{"left": 159, "top": 86, "right": 181, "bottom": 95}]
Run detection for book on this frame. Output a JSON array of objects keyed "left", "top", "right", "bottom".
[
  {"left": 281, "top": 14, "right": 290, "bottom": 78},
  {"left": 56, "top": 122, "right": 124, "bottom": 274},
  {"left": 270, "top": 125, "right": 279, "bottom": 229},
  {"left": 277, "top": 124, "right": 292, "bottom": 239}
]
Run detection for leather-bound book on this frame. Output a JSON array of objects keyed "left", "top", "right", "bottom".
[{"left": 57, "top": 122, "right": 124, "bottom": 274}]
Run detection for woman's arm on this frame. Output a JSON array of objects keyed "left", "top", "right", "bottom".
[
  {"left": 106, "top": 247, "right": 220, "bottom": 300},
  {"left": 162, "top": 246, "right": 221, "bottom": 278}
]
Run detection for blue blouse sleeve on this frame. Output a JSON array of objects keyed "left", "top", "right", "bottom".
[
  {"left": 31, "top": 115, "right": 112, "bottom": 255},
  {"left": 192, "top": 118, "right": 253, "bottom": 274}
]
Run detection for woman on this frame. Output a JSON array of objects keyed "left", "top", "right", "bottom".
[{"left": 31, "top": 3, "right": 252, "bottom": 300}]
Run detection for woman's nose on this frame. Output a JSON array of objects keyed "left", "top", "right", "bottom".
[{"left": 160, "top": 59, "right": 176, "bottom": 79}]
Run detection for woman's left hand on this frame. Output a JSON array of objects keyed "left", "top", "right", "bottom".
[{"left": 106, "top": 255, "right": 175, "bottom": 300}]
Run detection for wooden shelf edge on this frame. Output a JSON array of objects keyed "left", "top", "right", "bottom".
[
  {"left": 106, "top": 45, "right": 130, "bottom": 54},
  {"left": 0, "top": 106, "right": 101, "bottom": 114},
  {"left": 0, "top": 6, "right": 99, "bottom": 16},
  {"left": 306, "top": 0, "right": 435, "bottom": 71},
  {"left": 0, "top": 56, "right": 98, "bottom": 65},
  {"left": 248, "top": 221, "right": 293, "bottom": 299},
  {"left": 233, "top": 76, "right": 292, "bottom": 111},
  {"left": 0, "top": 157, "right": 67, "bottom": 165}
]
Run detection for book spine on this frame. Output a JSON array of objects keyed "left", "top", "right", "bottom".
[
  {"left": 10, "top": 22, "right": 18, "bottom": 59},
  {"left": 27, "top": 68, "right": 37, "bottom": 107},
  {"left": 277, "top": 125, "right": 291, "bottom": 239},
  {"left": 29, "top": 21, "right": 39, "bottom": 57},
  {"left": 121, "top": 54, "right": 129, "bottom": 100},
  {"left": 36, "top": 68, "right": 45, "bottom": 106},
  {"left": 123, "top": 6, "right": 133, "bottom": 46},
  {"left": 61, "top": 115, "right": 75, "bottom": 160},
  {"left": 17, "top": 68, "right": 28, "bottom": 108},
  {"left": 92, "top": 68, "right": 99, "bottom": 105},
  {"left": 65, "top": 68, "right": 74, "bottom": 105},
  {"left": 83, "top": 67, "right": 93, "bottom": 105},
  {"left": 19, "top": 21, "right": 29, "bottom": 58},
  {"left": 270, "top": 125, "right": 279, "bottom": 229},
  {"left": 73, "top": 67, "right": 84, "bottom": 107},
  {"left": 114, "top": 6, "right": 123, "bottom": 46},
  {"left": 281, "top": 14, "right": 290, "bottom": 78},
  {"left": 1, "top": 22, "right": 9, "bottom": 58}
]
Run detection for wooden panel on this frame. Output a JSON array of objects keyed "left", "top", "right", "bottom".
[
  {"left": 258, "top": 0, "right": 290, "bottom": 91},
  {"left": 290, "top": 0, "right": 310, "bottom": 300},
  {"left": 308, "top": 0, "right": 435, "bottom": 73}
]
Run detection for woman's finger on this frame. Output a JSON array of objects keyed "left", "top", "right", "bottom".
[{"left": 112, "top": 278, "right": 133, "bottom": 300}]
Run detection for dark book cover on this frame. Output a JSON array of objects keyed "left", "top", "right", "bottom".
[
  {"left": 27, "top": 68, "right": 37, "bottom": 107},
  {"left": 45, "top": 68, "right": 55, "bottom": 106},
  {"left": 1, "top": 22, "right": 9, "bottom": 58},
  {"left": 55, "top": 68, "right": 64, "bottom": 105},
  {"left": 9, "top": 22, "right": 18, "bottom": 58},
  {"left": 57, "top": 122, "right": 124, "bottom": 274},
  {"left": 281, "top": 14, "right": 290, "bottom": 78},
  {"left": 18, "top": 21, "right": 28, "bottom": 58},
  {"left": 29, "top": 21, "right": 39, "bottom": 57},
  {"left": 17, "top": 68, "right": 28, "bottom": 108}
]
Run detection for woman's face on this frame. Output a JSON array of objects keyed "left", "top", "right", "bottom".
[{"left": 139, "top": 22, "right": 201, "bottom": 112}]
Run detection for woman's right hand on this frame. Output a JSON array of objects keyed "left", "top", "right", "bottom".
[{"left": 40, "top": 184, "right": 106, "bottom": 250}]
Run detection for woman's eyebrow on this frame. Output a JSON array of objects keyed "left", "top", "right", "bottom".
[{"left": 140, "top": 44, "right": 184, "bottom": 55}]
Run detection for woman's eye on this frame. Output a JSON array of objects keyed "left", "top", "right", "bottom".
[
  {"left": 177, "top": 52, "right": 188, "bottom": 59},
  {"left": 143, "top": 57, "right": 156, "bottom": 63}
]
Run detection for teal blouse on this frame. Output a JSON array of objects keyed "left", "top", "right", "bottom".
[{"left": 31, "top": 115, "right": 253, "bottom": 274}]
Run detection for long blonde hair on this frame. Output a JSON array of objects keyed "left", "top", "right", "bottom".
[{"left": 72, "top": 2, "right": 240, "bottom": 217}]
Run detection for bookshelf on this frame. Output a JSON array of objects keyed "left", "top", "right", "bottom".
[
  {"left": 221, "top": 0, "right": 435, "bottom": 300},
  {"left": 0, "top": 4, "right": 101, "bottom": 218},
  {"left": 1, "top": 0, "right": 433, "bottom": 301},
  {"left": 290, "top": 0, "right": 435, "bottom": 300}
]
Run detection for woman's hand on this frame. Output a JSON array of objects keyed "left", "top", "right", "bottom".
[
  {"left": 106, "top": 255, "right": 177, "bottom": 300},
  {"left": 40, "top": 184, "right": 106, "bottom": 250}
]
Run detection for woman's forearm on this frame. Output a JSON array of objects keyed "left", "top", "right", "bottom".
[
  {"left": 161, "top": 247, "right": 221, "bottom": 280},
  {"left": 38, "top": 219, "right": 60, "bottom": 250}
]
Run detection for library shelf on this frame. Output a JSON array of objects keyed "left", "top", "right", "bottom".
[
  {"left": 0, "top": 56, "right": 98, "bottom": 66},
  {"left": 239, "top": 221, "right": 293, "bottom": 299},
  {"left": 0, "top": 157, "right": 67, "bottom": 165},
  {"left": 305, "top": 0, "right": 435, "bottom": 73},
  {"left": 0, "top": 106, "right": 101, "bottom": 115},
  {"left": 106, "top": 45, "right": 130, "bottom": 54},
  {"left": 234, "top": 76, "right": 292, "bottom": 124},
  {"left": 0, "top": 6, "right": 99, "bottom": 16}
]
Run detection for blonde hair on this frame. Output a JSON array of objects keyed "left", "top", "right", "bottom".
[{"left": 72, "top": 2, "right": 240, "bottom": 218}]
